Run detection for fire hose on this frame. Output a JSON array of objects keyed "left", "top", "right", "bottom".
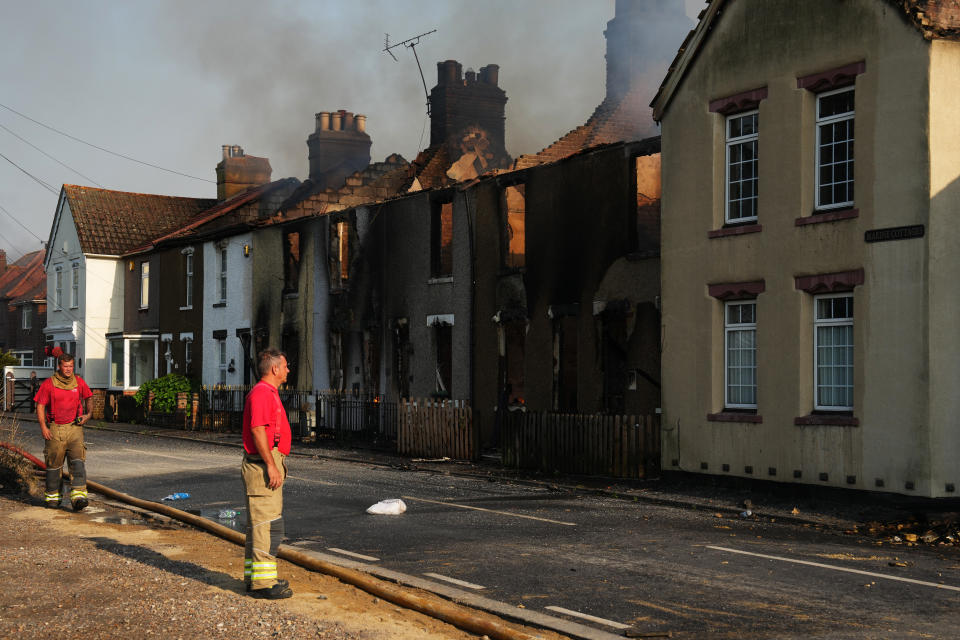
[{"left": 0, "top": 441, "right": 542, "bottom": 640}]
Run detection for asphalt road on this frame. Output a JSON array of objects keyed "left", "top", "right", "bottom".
[{"left": 18, "top": 428, "right": 960, "bottom": 639}]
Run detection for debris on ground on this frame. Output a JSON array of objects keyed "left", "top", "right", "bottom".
[
  {"left": 856, "top": 514, "right": 960, "bottom": 546},
  {"left": 366, "top": 498, "right": 407, "bottom": 515}
]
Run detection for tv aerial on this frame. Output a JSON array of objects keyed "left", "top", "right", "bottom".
[{"left": 383, "top": 29, "right": 437, "bottom": 115}]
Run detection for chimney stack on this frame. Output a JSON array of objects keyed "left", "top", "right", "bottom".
[
  {"left": 306, "top": 109, "right": 372, "bottom": 190},
  {"left": 429, "top": 60, "right": 509, "bottom": 168},
  {"left": 215, "top": 145, "right": 272, "bottom": 201}
]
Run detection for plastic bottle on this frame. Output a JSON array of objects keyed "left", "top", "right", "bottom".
[
  {"left": 161, "top": 492, "right": 191, "bottom": 501},
  {"left": 218, "top": 509, "right": 238, "bottom": 519}
]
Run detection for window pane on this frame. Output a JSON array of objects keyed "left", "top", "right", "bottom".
[
  {"left": 110, "top": 340, "right": 124, "bottom": 387},
  {"left": 128, "top": 339, "right": 155, "bottom": 388}
]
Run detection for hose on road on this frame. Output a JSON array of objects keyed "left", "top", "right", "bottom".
[{"left": 0, "top": 440, "right": 543, "bottom": 640}]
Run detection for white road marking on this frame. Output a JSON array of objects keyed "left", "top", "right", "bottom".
[
  {"left": 327, "top": 548, "right": 380, "bottom": 562},
  {"left": 401, "top": 495, "right": 576, "bottom": 526},
  {"left": 286, "top": 474, "right": 336, "bottom": 486},
  {"left": 120, "top": 447, "right": 201, "bottom": 461},
  {"left": 545, "top": 606, "right": 630, "bottom": 630},
  {"left": 708, "top": 545, "right": 960, "bottom": 592},
  {"left": 423, "top": 572, "right": 486, "bottom": 590}
]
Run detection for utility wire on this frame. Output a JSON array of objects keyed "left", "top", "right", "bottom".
[
  {"left": 0, "top": 201, "right": 47, "bottom": 243},
  {"left": 0, "top": 122, "right": 103, "bottom": 187},
  {"left": 0, "top": 227, "right": 26, "bottom": 261},
  {"left": 0, "top": 150, "right": 60, "bottom": 194},
  {"left": 0, "top": 101, "right": 215, "bottom": 183}
]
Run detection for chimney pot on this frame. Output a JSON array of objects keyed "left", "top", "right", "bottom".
[
  {"left": 438, "top": 60, "right": 461, "bottom": 86},
  {"left": 222, "top": 145, "right": 231, "bottom": 159},
  {"left": 331, "top": 111, "right": 343, "bottom": 131},
  {"left": 480, "top": 64, "right": 499, "bottom": 86},
  {"left": 316, "top": 111, "right": 331, "bottom": 132},
  {"left": 232, "top": 145, "right": 243, "bottom": 157},
  {"left": 465, "top": 68, "right": 476, "bottom": 84},
  {"left": 343, "top": 112, "right": 355, "bottom": 130},
  {"left": 355, "top": 114, "right": 366, "bottom": 133}
]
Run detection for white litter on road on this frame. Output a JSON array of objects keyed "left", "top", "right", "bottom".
[{"left": 366, "top": 498, "right": 407, "bottom": 515}]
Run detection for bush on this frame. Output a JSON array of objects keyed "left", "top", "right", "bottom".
[{"left": 133, "top": 374, "right": 196, "bottom": 414}]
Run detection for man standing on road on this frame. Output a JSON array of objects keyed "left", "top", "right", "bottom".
[
  {"left": 34, "top": 352, "right": 93, "bottom": 511},
  {"left": 241, "top": 348, "right": 294, "bottom": 599}
]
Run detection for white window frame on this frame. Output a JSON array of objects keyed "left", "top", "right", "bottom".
[
  {"left": 218, "top": 246, "right": 228, "bottom": 303},
  {"left": 140, "top": 262, "right": 150, "bottom": 309},
  {"left": 725, "top": 110, "right": 759, "bottom": 224},
  {"left": 218, "top": 338, "right": 228, "bottom": 385},
  {"left": 108, "top": 336, "right": 158, "bottom": 391},
  {"left": 12, "top": 350, "right": 32, "bottom": 366},
  {"left": 815, "top": 86, "right": 855, "bottom": 211},
  {"left": 183, "top": 248, "right": 194, "bottom": 309},
  {"left": 70, "top": 262, "right": 79, "bottom": 308},
  {"left": 724, "top": 301, "right": 757, "bottom": 409},
  {"left": 22, "top": 306, "right": 31, "bottom": 330},
  {"left": 54, "top": 266, "right": 63, "bottom": 310},
  {"left": 813, "top": 293, "right": 854, "bottom": 411}
]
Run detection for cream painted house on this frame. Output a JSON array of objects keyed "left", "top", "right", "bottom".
[{"left": 652, "top": 0, "right": 960, "bottom": 497}]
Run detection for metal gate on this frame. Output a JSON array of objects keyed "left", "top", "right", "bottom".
[{"left": 2, "top": 366, "right": 54, "bottom": 412}]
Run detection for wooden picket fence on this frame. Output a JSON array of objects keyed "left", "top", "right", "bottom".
[
  {"left": 398, "top": 398, "right": 476, "bottom": 461},
  {"left": 501, "top": 411, "right": 660, "bottom": 479}
]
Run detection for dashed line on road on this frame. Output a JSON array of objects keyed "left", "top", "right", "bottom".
[
  {"left": 120, "top": 447, "right": 222, "bottom": 462},
  {"left": 545, "top": 606, "right": 630, "bottom": 630},
  {"left": 327, "top": 548, "right": 380, "bottom": 562},
  {"left": 708, "top": 545, "right": 960, "bottom": 592},
  {"left": 401, "top": 495, "right": 577, "bottom": 526},
  {"left": 286, "top": 474, "right": 336, "bottom": 486},
  {"left": 423, "top": 572, "right": 486, "bottom": 590}
]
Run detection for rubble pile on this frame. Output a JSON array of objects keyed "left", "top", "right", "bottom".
[{"left": 857, "top": 514, "right": 960, "bottom": 546}]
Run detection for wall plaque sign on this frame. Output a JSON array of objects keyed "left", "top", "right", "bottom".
[{"left": 865, "top": 224, "right": 924, "bottom": 243}]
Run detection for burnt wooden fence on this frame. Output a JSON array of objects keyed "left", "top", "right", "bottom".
[
  {"left": 501, "top": 410, "right": 660, "bottom": 479},
  {"left": 398, "top": 398, "right": 476, "bottom": 461},
  {"left": 316, "top": 391, "right": 398, "bottom": 440}
]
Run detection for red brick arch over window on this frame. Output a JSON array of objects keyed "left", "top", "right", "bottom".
[
  {"left": 708, "top": 280, "right": 766, "bottom": 300},
  {"left": 709, "top": 87, "right": 768, "bottom": 115},
  {"left": 797, "top": 61, "right": 866, "bottom": 92},
  {"left": 794, "top": 268, "right": 864, "bottom": 294}
]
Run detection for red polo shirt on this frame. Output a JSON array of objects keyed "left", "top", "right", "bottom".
[
  {"left": 242, "top": 381, "right": 292, "bottom": 456},
  {"left": 34, "top": 377, "right": 93, "bottom": 424}
]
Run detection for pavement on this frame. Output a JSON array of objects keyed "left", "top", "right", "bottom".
[{"left": 9, "top": 412, "right": 960, "bottom": 539}]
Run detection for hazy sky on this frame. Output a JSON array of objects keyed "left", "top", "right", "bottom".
[{"left": 0, "top": 1, "right": 702, "bottom": 262}]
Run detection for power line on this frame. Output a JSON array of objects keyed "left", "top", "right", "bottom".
[
  {"left": 0, "top": 150, "right": 60, "bottom": 194},
  {"left": 0, "top": 122, "right": 103, "bottom": 188},
  {"left": 0, "top": 101, "right": 215, "bottom": 184},
  {"left": 0, "top": 227, "right": 26, "bottom": 261},
  {"left": 0, "top": 201, "right": 47, "bottom": 243}
]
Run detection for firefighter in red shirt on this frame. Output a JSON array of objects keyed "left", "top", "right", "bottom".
[
  {"left": 34, "top": 352, "right": 93, "bottom": 510},
  {"left": 241, "top": 348, "right": 293, "bottom": 599}
]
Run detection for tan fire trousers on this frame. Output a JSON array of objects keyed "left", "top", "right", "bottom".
[
  {"left": 44, "top": 422, "right": 87, "bottom": 505},
  {"left": 241, "top": 449, "right": 287, "bottom": 590}
]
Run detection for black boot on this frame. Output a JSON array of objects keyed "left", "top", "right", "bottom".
[{"left": 248, "top": 582, "right": 293, "bottom": 599}]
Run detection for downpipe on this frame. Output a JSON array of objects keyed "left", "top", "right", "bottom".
[{"left": 0, "top": 441, "right": 542, "bottom": 640}]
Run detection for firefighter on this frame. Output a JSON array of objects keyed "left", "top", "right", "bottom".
[
  {"left": 34, "top": 352, "right": 93, "bottom": 511},
  {"left": 240, "top": 348, "right": 293, "bottom": 599}
]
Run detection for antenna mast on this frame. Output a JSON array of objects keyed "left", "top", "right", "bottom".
[{"left": 383, "top": 29, "right": 437, "bottom": 115}]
